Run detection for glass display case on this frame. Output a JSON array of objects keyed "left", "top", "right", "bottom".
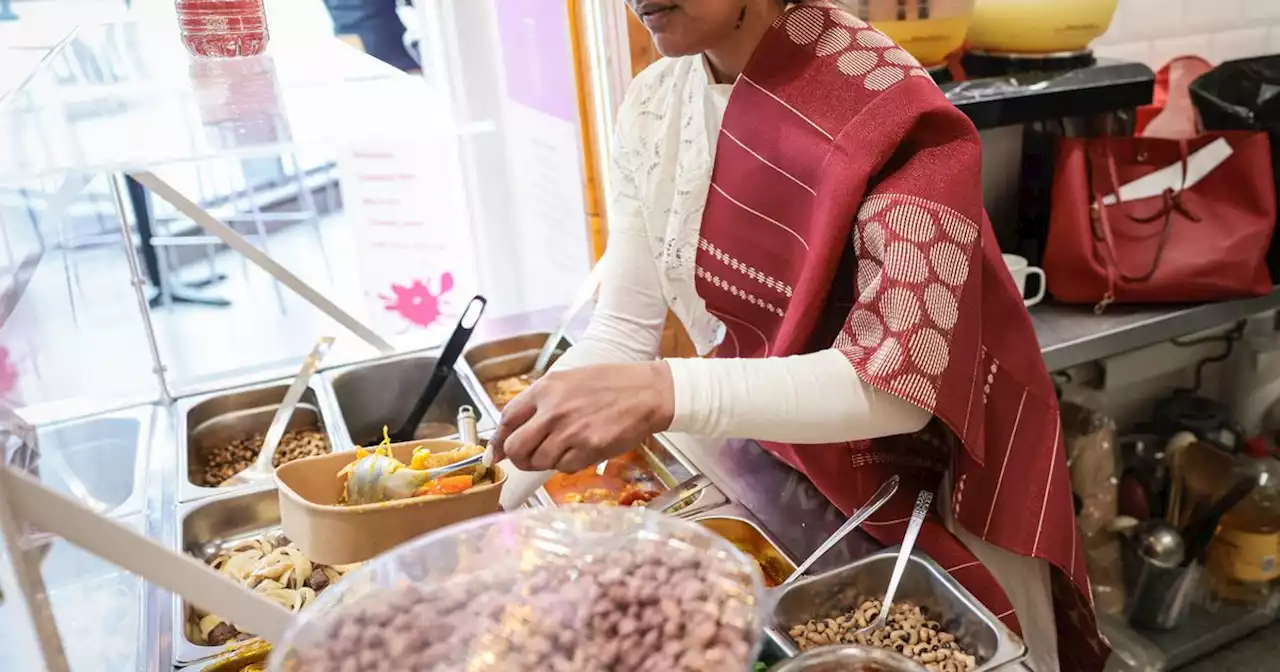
[{"left": 0, "top": 17, "right": 506, "bottom": 671}]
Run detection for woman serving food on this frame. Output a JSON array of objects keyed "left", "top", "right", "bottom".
[{"left": 492, "top": 2, "right": 1101, "bottom": 670}]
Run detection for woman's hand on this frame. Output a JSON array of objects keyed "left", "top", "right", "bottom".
[{"left": 492, "top": 361, "right": 675, "bottom": 473}]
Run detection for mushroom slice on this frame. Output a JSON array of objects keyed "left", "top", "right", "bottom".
[
  {"left": 258, "top": 587, "right": 303, "bottom": 612},
  {"left": 280, "top": 545, "right": 313, "bottom": 589},
  {"left": 197, "top": 613, "right": 226, "bottom": 640},
  {"left": 219, "top": 550, "right": 265, "bottom": 582}
]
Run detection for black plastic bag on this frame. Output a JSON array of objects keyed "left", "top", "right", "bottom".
[{"left": 1191, "top": 56, "right": 1280, "bottom": 282}]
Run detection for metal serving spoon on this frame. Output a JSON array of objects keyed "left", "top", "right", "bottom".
[
  {"left": 345, "top": 406, "right": 484, "bottom": 505},
  {"left": 784, "top": 475, "right": 900, "bottom": 585},
  {"left": 221, "top": 337, "right": 334, "bottom": 488},
  {"left": 855, "top": 490, "right": 933, "bottom": 635}
]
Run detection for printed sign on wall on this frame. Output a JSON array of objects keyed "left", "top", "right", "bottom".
[{"left": 338, "top": 137, "right": 476, "bottom": 341}]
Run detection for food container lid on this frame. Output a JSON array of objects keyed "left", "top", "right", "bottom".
[
  {"left": 771, "top": 645, "right": 929, "bottom": 672},
  {"left": 269, "top": 506, "right": 771, "bottom": 671}
]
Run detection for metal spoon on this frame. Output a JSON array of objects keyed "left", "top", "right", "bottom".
[
  {"left": 855, "top": 490, "right": 933, "bottom": 635},
  {"left": 221, "top": 337, "right": 334, "bottom": 488},
  {"left": 784, "top": 475, "right": 900, "bottom": 585},
  {"left": 345, "top": 406, "right": 485, "bottom": 505}
]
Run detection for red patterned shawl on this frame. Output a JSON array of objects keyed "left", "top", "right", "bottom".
[{"left": 692, "top": 4, "right": 1105, "bottom": 670}]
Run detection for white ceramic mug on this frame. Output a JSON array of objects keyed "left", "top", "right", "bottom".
[{"left": 1003, "top": 254, "right": 1046, "bottom": 307}]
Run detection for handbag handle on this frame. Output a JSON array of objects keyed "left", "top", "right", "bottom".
[{"left": 1085, "top": 139, "right": 1202, "bottom": 311}]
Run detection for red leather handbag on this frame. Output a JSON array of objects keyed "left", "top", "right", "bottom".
[{"left": 1044, "top": 133, "right": 1276, "bottom": 311}]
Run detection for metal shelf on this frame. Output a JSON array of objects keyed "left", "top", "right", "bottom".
[
  {"left": 942, "top": 59, "right": 1154, "bottom": 131},
  {"left": 1033, "top": 288, "right": 1280, "bottom": 372}
]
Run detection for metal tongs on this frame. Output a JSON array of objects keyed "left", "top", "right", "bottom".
[
  {"left": 344, "top": 406, "right": 486, "bottom": 505},
  {"left": 646, "top": 474, "right": 715, "bottom": 513},
  {"left": 221, "top": 337, "right": 334, "bottom": 488}
]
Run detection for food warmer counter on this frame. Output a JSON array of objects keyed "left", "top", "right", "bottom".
[{"left": 7, "top": 309, "right": 1019, "bottom": 671}]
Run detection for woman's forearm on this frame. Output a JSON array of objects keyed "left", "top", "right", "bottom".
[{"left": 665, "top": 349, "right": 930, "bottom": 443}]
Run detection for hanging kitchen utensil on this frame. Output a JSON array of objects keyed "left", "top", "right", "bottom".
[
  {"left": 531, "top": 266, "right": 601, "bottom": 378},
  {"left": 855, "top": 490, "right": 933, "bottom": 635},
  {"left": 389, "top": 296, "right": 486, "bottom": 443},
  {"left": 221, "top": 337, "right": 335, "bottom": 488},
  {"left": 784, "top": 476, "right": 899, "bottom": 585}
]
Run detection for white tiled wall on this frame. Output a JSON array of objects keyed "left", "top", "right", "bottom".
[{"left": 1093, "top": 0, "right": 1280, "bottom": 68}]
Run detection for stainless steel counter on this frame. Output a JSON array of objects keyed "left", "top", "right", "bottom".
[
  {"left": 10, "top": 304, "right": 998, "bottom": 670},
  {"left": 1033, "top": 289, "right": 1280, "bottom": 372}
]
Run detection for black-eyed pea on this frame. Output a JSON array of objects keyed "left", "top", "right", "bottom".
[
  {"left": 940, "top": 661, "right": 959, "bottom": 672},
  {"left": 919, "top": 651, "right": 940, "bottom": 664}
]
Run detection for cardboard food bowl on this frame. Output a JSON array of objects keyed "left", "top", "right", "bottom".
[{"left": 275, "top": 439, "right": 505, "bottom": 566}]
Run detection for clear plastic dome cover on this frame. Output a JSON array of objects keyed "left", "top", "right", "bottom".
[{"left": 269, "top": 506, "right": 770, "bottom": 671}]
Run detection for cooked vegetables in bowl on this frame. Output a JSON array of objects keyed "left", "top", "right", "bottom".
[{"left": 336, "top": 427, "right": 491, "bottom": 505}]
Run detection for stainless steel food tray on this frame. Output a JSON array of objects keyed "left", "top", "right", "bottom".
[
  {"left": 461, "top": 331, "right": 570, "bottom": 420},
  {"left": 767, "top": 549, "right": 1027, "bottom": 672},
  {"left": 172, "top": 488, "right": 285, "bottom": 665},
  {"left": 34, "top": 405, "right": 155, "bottom": 518},
  {"left": 175, "top": 379, "right": 340, "bottom": 503},
  {"left": 693, "top": 505, "right": 798, "bottom": 586},
  {"left": 323, "top": 350, "right": 493, "bottom": 449},
  {"left": 529, "top": 433, "right": 726, "bottom": 516}
]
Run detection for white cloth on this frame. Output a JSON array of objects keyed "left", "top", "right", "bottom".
[{"left": 499, "top": 56, "right": 1060, "bottom": 672}]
